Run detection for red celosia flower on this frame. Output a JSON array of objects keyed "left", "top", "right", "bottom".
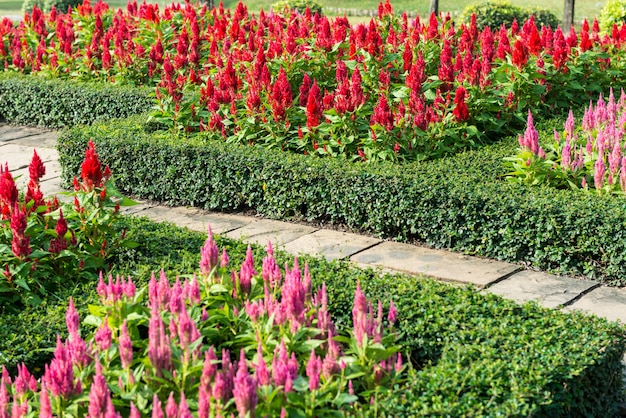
[
  {"left": 438, "top": 40, "right": 454, "bottom": 92},
  {"left": 512, "top": 38, "right": 528, "bottom": 68},
  {"left": 80, "top": 140, "right": 106, "bottom": 191},
  {"left": 11, "top": 205, "right": 31, "bottom": 258},
  {"left": 371, "top": 94, "right": 394, "bottom": 130},
  {"left": 0, "top": 165, "right": 17, "bottom": 218},
  {"left": 270, "top": 68, "right": 293, "bottom": 122},
  {"left": 306, "top": 79, "right": 322, "bottom": 130},
  {"left": 453, "top": 86, "right": 470, "bottom": 122}
]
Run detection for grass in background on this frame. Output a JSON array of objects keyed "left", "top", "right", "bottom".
[{"left": 0, "top": 0, "right": 607, "bottom": 23}]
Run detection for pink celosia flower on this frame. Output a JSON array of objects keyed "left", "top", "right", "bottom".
[
  {"left": 199, "top": 225, "right": 219, "bottom": 276},
  {"left": 89, "top": 360, "right": 113, "bottom": 417},
  {"left": 233, "top": 349, "right": 258, "bottom": 416},
  {"left": 119, "top": 320, "right": 133, "bottom": 369},
  {"left": 306, "top": 349, "right": 322, "bottom": 390}
]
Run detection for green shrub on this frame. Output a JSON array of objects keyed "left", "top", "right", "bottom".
[
  {"left": 22, "top": 0, "right": 81, "bottom": 13},
  {"left": 58, "top": 114, "right": 626, "bottom": 284},
  {"left": 2, "top": 216, "right": 623, "bottom": 415},
  {"left": 21, "top": 0, "right": 45, "bottom": 13},
  {"left": 458, "top": 0, "right": 559, "bottom": 30},
  {"left": 0, "top": 74, "right": 151, "bottom": 128},
  {"left": 599, "top": 0, "right": 626, "bottom": 33},
  {"left": 271, "top": 0, "right": 323, "bottom": 15}
]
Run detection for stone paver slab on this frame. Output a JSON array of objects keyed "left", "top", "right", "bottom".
[
  {"left": 1, "top": 144, "right": 58, "bottom": 170},
  {"left": 0, "top": 126, "right": 49, "bottom": 142},
  {"left": 120, "top": 203, "right": 154, "bottom": 216},
  {"left": 485, "top": 270, "right": 598, "bottom": 308},
  {"left": 10, "top": 132, "right": 58, "bottom": 148},
  {"left": 565, "top": 286, "right": 626, "bottom": 323},
  {"left": 225, "top": 219, "right": 317, "bottom": 247},
  {"left": 39, "top": 176, "right": 64, "bottom": 196},
  {"left": 140, "top": 206, "right": 208, "bottom": 232},
  {"left": 201, "top": 213, "right": 257, "bottom": 235},
  {"left": 350, "top": 241, "right": 520, "bottom": 288},
  {"left": 285, "top": 229, "right": 381, "bottom": 260}
]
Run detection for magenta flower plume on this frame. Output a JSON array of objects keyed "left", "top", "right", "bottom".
[
  {"left": 519, "top": 110, "right": 539, "bottom": 155},
  {"left": 220, "top": 248, "right": 229, "bottom": 268},
  {"left": 129, "top": 403, "right": 141, "bottom": 418},
  {"left": 119, "top": 320, "right": 133, "bottom": 369},
  {"left": 165, "top": 392, "right": 178, "bottom": 418},
  {"left": 306, "top": 349, "right": 322, "bottom": 390},
  {"left": 594, "top": 157, "right": 606, "bottom": 190},
  {"left": 43, "top": 336, "right": 77, "bottom": 398},
  {"left": 233, "top": 349, "right": 258, "bottom": 417},
  {"left": 388, "top": 300, "right": 397, "bottom": 326},
  {"left": 262, "top": 241, "right": 282, "bottom": 287},
  {"left": 66, "top": 297, "right": 80, "bottom": 337},
  {"left": 88, "top": 360, "right": 113, "bottom": 417},
  {"left": 95, "top": 318, "right": 112, "bottom": 352},
  {"left": 239, "top": 244, "right": 256, "bottom": 295},
  {"left": 200, "top": 225, "right": 219, "bottom": 276},
  {"left": 255, "top": 343, "right": 270, "bottom": 386},
  {"left": 39, "top": 383, "right": 53, "bottom": 418},
  {"left": 352, "top": 282, "right": 368, "bottom": 347},
  {"left": 151, "top": 393, "right": 164, "bottom": 418}
]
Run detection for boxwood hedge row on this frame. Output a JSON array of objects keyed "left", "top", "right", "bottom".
[
  {"left": 0, "top": 73, "right": 152, "bottom": 128},
  {"left": 58, "top": 115, "right": 626, "bottom": 285},
  {"left": 2, "top": 216, "right": 624, "bottom": 416}
]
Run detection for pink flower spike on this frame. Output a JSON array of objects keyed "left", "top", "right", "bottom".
[
  {"left": 233, "top": 349, "right": 258, "bottom": 417},
  {"left": 119, "top": 320, "right": 133, "bottom": 369},
  {"left": 220, "top": 248, "right": 229, "bottom": 268},
  {"left": 388, "top": 300, "right": 397, "bottom": 326},
  {"left": 39, "top": 383, "right": 53, "bottom": 418},
  {"left": 152, "top": 393, "right": 164, "bottom": 418},
  {"left": 88, "top": 360, "right": 112, "bottom": 417},
  {"left": 165, "top": 392, "right": 177, "bottom": 418},
  {"left": 178, "top": 392, "right": 193, "bottom": 418},
  {"left": 95, "top": 317, "right": 112, "bottom": 351},
  {"left": 200, "top": 225, "right": 219, "bottom": 275},
  {"left": 66, "top": 297, "right": 80, "bottom": 337},
  {"left": 594, "top": 158, "right": 606, "bottom": 191},
  {"left": 306, "top": 349, "right": 322, "bottom": 390},
  {"left": 129, "top": 402, "right": 141, "bottom": 418}
]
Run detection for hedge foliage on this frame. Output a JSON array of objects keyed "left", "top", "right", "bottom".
[
  {"left": 458, "top": 0, "right": 560, "bottom": 30},
  {"left": 599, "top": 0, "right": 626, "bottom": 34},
  {"left": 2, "top": 216, "right": 623, "bottom": 416},
  {"left": 0, "top": 73, "right": 152, "bottom": 128},
  {"left": 59, "top": 115, "right": 626, "bottom": 285}
]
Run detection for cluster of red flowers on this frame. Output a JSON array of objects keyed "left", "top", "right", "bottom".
[{"left": 4, "top": 1, "right": 626, "bottom": 160}]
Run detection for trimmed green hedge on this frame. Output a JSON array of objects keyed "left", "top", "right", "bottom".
[
  {"left": 458, "top": 0, "right": 560, "bottom": 30},
  {"left": 2, "top": 216, "right": 623, "bottom": 416},
  {"left": 59, "top": 115, "right": 626, "bottom": 285},
  {"left": 0, "top": 73, "right": 152, "bottom": 128}
]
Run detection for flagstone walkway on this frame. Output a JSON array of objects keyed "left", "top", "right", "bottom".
[{"left": 3, "top": 124, "right": 626, "bottom": 324}]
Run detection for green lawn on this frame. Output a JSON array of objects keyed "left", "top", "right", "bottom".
[{"left": 0, "top": 0, "right": 607, "bottom": 23}]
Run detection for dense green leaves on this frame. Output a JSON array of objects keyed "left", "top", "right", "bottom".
[
  {"left": 59, "top": 114, "right": 626, "bottom": 284},
  {"left": 0, "top": 73, "right": 151, "bottom": 128},
  {"left": 3, "top": 216, "right": 623, "bottom": 416}
]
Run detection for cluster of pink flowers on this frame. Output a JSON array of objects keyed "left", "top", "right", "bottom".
[
  {"left": 515, "top": 88, "right": 626, "bottom": 194},
  {"left": 0, "top": 225, "right": 402, "bottom": 416}
]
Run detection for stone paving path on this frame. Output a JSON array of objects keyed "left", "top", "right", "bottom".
[{"left": 3, "top": 124, "right": 626, "bottom": 323}]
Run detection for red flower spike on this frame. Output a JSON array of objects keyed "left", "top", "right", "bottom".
[
  {"left": 29, "top": 149, "right": 46, "bottom": 182},
  {"left": 80, "top": 140, "right": 104, "bottom": 191},
  {"left": 453, "top": 87, "right": 470, "bottom": 122}
]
